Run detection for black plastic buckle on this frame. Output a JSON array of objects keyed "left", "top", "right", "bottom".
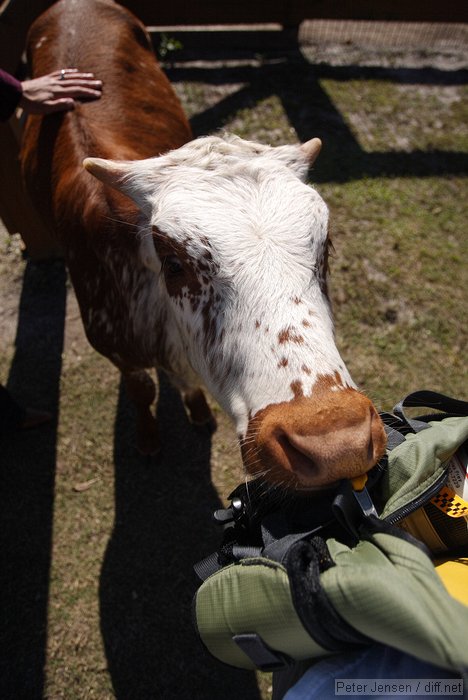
[{"left": 213, "top": 496, "right": 245, "bottom": 526}]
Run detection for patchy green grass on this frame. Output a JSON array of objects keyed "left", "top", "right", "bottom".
[
  {"left": 225, "top": 94, "right": 298, "bottom": 145},
  {"left": 1, "top": 39, "right": 467, "bottom": 700},
  {"left": 321, "top": 79, "right": 468, "bottom": 152},
  {"left": 323, "top": 175, "right": 467, "bottom": 405}
]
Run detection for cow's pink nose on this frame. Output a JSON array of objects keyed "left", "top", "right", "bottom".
[{"left": 241, "top": 389, "right": 387, "bottom": 488}]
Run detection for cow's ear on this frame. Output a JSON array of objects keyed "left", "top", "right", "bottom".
[
  {"left": 269, "top": 138, "right": 322, "bottom": 179},
  {"left": 83, "top": 157, "right": 155, "bottom": 212},
  {"left": 300, "top": 138, "right": 322, "bottom": 166},
  {"left": 83, "top": 157, "right": 132, "bottom": 189}
]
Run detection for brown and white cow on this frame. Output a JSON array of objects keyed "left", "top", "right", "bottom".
[{"left": 22, "top": 0, "right": 386, "bottom": 489}]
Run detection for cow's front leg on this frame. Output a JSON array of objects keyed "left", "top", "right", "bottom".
[
  {"left": 183, "top": 387, "right": 217, "bottom": 434},
  {"left": 122, "top": 368, "right": 159, "bottom": 455}
]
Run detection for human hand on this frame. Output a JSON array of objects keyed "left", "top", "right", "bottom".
[{"left": 19, "top": 68, "right": 102, "bottom": 114}]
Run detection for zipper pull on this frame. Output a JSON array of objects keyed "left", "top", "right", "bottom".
[{"left": 351, "top": 475, "right": 379, "bottom": 519}]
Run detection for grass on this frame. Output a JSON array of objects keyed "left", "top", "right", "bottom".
[
  {"left": 321, "top": 79, "right": 468, "bottom": 152},
  {"left": 1, "top": 36, "right": 467, "bottom": 700},
  {"left": 323, "top": 175, "right": 467, "bottom": 402}
]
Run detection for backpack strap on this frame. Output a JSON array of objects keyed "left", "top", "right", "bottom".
[
  {"left": 393, "top": 391, "right": 468, "bottom": 433},
  {"left": 380, "top": 416, "right": 407, "bottom": 449}
]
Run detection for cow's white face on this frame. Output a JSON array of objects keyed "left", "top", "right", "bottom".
[{"left": 85, "top": 135, "right": 386, "bottom": 489}]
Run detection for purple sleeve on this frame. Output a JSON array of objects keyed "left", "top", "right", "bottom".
[{"left": 0, "top": 68, "right": 23, "bottom": 121}]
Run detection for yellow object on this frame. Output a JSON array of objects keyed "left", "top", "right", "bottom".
[
  {"left": 431, "top": 486, "right": 468, "bottom": 518},
  {"left": 432, "top": 445, "right": 468, "bottom": 517},
  {"left": 435, "top": 557, "right": 468, "bottom": 606},
  {"left": 351, "top": 474, "right": 368, "bottom": 492}
]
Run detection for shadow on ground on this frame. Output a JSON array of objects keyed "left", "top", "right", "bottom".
[
  {"left": 163, "top": 40, "right": 468, "bottom": 182},
  {"left": 0, "top": 259, "right": 66, "bottom": 699},
  {"left": 100, "top": 374, "right": 260, "bottom": 699}
]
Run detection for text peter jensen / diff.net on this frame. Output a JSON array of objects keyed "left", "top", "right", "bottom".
[{"left": 335, "top": 679, "right": 464, "bottom": 696}]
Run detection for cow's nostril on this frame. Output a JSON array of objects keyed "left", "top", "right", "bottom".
[{"left": 276, "top": 431, "right": 321, "bottom": 482}]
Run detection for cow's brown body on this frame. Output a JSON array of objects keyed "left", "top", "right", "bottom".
[{"left": 21, "top": 0, "right": 206, "bottom": 453}]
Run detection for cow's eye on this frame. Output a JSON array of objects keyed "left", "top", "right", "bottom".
[{"left": 164, "top": 255, "right": 183, "bottom": 275}]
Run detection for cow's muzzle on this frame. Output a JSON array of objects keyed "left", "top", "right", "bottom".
[{"left": 241, "top": 389, "right": 387, "bottom": 489}]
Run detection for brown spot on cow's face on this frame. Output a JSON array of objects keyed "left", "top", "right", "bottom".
[
  {"left": 334, "top": 370, "right": 345, "bottom": 387},
  {"left": 152, "top": 227, "right": 202, "bottom": 300},
  {"left": 302, "top": 319, "right": 311, "bottom": 328},
  {"left": 292, "top": 296, "right": 302, "bottom": 305},
  {"left": 198, "top": 247, "right": 215, "bottom": 273},
  {"left": 151, "top": 228, "right": 222, "bottom": 339},
  {"left": 278, "top": 357, "right": 288, "bottom": 368},
  {"left": 255, "top": 320, "right": 261, "bottom": 329},
  {"left": 278, "top": 327, "right": 304, "bottom": 345},
  {"left": 311, "top": 372, "right": 344, "bottom": 393},
  {"left": 301, "top": 365, "right": 312, "bottom": 375},
  {"left": 290, "top": 380, "right": 303, "bottom": 398}
]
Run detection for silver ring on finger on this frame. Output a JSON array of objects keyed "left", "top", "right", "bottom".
[{"left": 60, "top": 69, "right": 66, "bottom": 80}]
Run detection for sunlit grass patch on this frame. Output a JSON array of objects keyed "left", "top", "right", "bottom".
[{"left": 320, "top": 79, "right": 468, "bottom": 152}]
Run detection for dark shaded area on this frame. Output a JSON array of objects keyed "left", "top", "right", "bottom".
[
  {"left": 124, "top": 0, "right": 468, "bottom": 25},
  {"left": 162, "top": 44, "right": 468, "bottom": 182},
  {"left": 0, "top": 259, "right": 66, "bottom": 699},
  {"left": 100, "top": 374, "right": 260, "bottom": 700}
]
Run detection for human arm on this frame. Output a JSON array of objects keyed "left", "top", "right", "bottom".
[
  {"left": 0, "top": 68, "right": 23, "bottom": 120},
  {"left": 0, "top": 67, "right": 102, "bottom": 120}
]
